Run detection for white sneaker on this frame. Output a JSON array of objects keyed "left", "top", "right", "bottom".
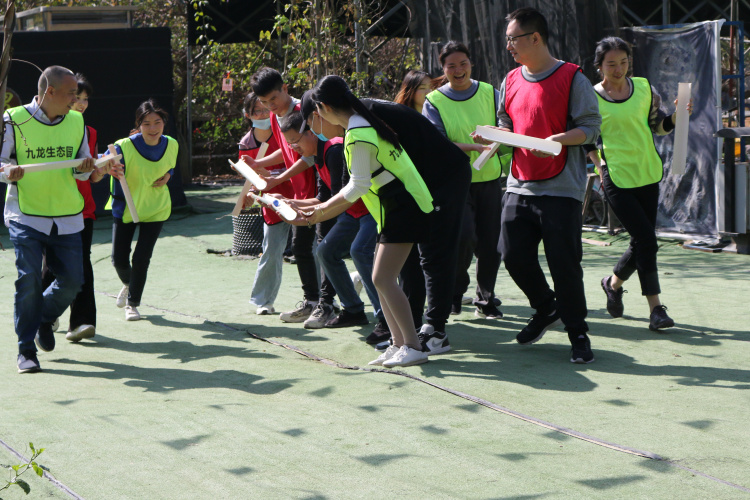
[
  {"left": 116, "top": 285, "right": 129, "bottom": 308},
  {"left": 368, "top": 344, "right": 400, "bottom": 366},
  {"left": 461, "top": 295, "right": 473, "bottom": 305},
  {"left": 350, "top": 271, "right": 363, "bottom": 296},
  {"left": 383, "top": 345, "right": 429, "bottom": 368},
  {"left": 303, "top": 302, "right": 336, "bottom": 329},
  {"left": 256, "top": 305, "right": 275, "bottom": 315},
  {"left": 125, "top": 305, "right": 141, "bottom": 321},
  {"left": 279, "top": 301, "right": 315, "bottom": 323},
  {"left": 66, "top": 324, "right": 96, "bottom": 342}
]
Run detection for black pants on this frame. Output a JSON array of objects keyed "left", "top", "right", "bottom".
[
  {"left": 499, "top": 193, "right": 588, "bottom": 333},
  {"left": 601, "top": 170, "right": 661, "bottom": 295},
  {"left": 401, "top": 164, "right": 471, "bottom": 332},
  {"left": 292, "top": 220, "right": 336, "bottom": 304},
  {"left": 111, "top": 218, "right": 164, "bottom": 307},
  {"left": 42, "top": 218, "right": 97, "bottom": 328},
  {"left": 454, "top": 177, "right": 503, "bottom": 307}
]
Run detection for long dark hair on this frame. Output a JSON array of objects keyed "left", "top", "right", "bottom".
[
  {"left": 312, "top": 75, "right": 401, "bottom": 151},
  {"left": 593, "top": 37, "right": 632, "bottom": 69},
  {"left": 394, "top": 70, "right": 432, "bottom": 109},
  {"left": 134, "top": 99, "right": 169, "bottom": 129}
]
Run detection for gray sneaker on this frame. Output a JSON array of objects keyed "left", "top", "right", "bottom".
[
  {"left": 279, "top": 301, "right": 315, "bottom": 323},
  {"left": 303, "top": 302, "right": 336, "bottom": 329}
]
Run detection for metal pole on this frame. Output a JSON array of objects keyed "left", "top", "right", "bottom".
[
  {"left": 425, "top": 0, "right": 431, "bottom": 74},
  {"left": 0, "top": 0, "right": 16, "bottom": 113},
  {"left": 662, "top": 0, "right": 670, "bottom": 25},
  {"left": 186, "top": 44, "right": 193, "bottom": 182},
  {"left": 354, "top": 0, "right": 364, "bottom": 92}
]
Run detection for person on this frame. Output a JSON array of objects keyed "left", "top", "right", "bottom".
[
  {"left": 277, "top": 108, "right": 382, "bottom": 332},
  {"left": 41, "top": 73, "right": 108, "bottom": 343},
  {"left": 245, "top": 68, "right": 335, "bottom": 325},
  {"left": 239, "top": 91, "right": 295, "bottom": 316},
  {"left": 588, "top": 37, "right": 691, "bottom": 331},
  {"left": 480, "top": 8, "right": 602, "bottom": 363},
  {"left": 108, "top": 99, "right": 177, "bottom": 321},
  {"left": 1, "top": 65, "right": 111, "bottom": 373},
  {"left": 394, "top": 70, "right": 433, "bottom": 113},
  {"left": 302, "top": 75, "right": 434, "bottom": 368},
  {"left": 423, "top": 41, "right": 511, "bottom": 319}
]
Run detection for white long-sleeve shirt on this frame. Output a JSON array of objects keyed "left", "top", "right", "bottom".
[{"left": 1, "top": 99, "right": 92, "bottom": 235}]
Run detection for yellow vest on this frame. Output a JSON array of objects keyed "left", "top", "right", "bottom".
[
  {"left": 6, "top": 106, "right": 85, "bottom": 216},
  {"left": 107, "top": 136, "right": 177, "bottom": 223},
  {"left": 344, "top": 126, "right": 433, "bottom": 233},
  {"left": 426, "top": 81, "right": 510, "bottom": 182}
]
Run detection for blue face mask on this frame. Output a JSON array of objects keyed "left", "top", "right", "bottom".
[
  {"left": 311, "top": 114, "right": 329, "bottom": 142},
  {"left": 252, "top": 117, "right": 272, "bottom": 130}
]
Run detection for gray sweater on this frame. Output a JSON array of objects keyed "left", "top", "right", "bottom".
[{"left": 497, "top": 61, "right": 601, "bottom": 202}]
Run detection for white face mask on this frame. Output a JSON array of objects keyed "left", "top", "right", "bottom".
[{"left": 252, "top": 117, "right": 272, "bottom": 130}]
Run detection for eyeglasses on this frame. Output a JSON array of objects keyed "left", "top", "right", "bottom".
[
  {"left": 287, "top": 130, "right": 308, "bottom": 148},
  {"left": 506, "top": 32, "right": 534, "bottom": 45}
]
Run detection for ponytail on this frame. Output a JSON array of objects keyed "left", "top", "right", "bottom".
[{"left": 313, "top": 75, "right": 402, "bottom": 151}]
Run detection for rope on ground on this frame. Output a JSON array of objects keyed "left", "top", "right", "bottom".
[{"left": 0, "top": 437, "right": 85, "bottom": 500}]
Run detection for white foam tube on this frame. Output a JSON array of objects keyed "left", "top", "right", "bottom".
[
  {"left": 108, "top": 144, "right": 139, "bottom": 223},
  {"left": 228, "top": 154, "right": 268, "bottom": 191},
  {"left": 671, "top": 82, "right": 691, "bottom": 175},
  {"left": 473, "top": 142, "right": 500, "bottom": 171},
  {"left": 475, "top": 125, "right": 562, "bottom": 156},
  {"left": 232, "top": 142, "right": 269, "bottom": 216},
  {"left": 20, "top": 152, "right": 122, "bottom": 173},
  {"left": 248, "top": 192, "right": 297, "bottom": 221}
]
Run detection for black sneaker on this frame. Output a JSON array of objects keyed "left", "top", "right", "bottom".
[
  {"left": 17, "top": 351, "right": 41, "bottom": 374},
  {"left": 35, "top": 321, "right": 55, "bottom": 352},
  {"left": 475, "top": 302, "right": 503, "bottom": 319},
  {"left": 450, "top": 302, "right": 462, "bottom": 315},
  {"left": 569, "top": 332, "right": 595, "bottom": 364},
  {"left": 516, "top": 310, "right": 561, "bottom": 345},
  {"left": 325, "top": 309, "right": 369, "bottom": 328},
  {"left": 418, "top": 324, "right": 451, "bottom": 355},
  {"left": 649, "top": 305, "right": 675, "bottom": 331},
  {"left": 600, "top": 276, "right": 625, "bottom": 318},
  {"left": 365, "top": 320, "right": 391, "bottom": 345}
]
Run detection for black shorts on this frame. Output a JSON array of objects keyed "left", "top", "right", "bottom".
[{"left": 376, "top": 179, "right": 430, "bottom": 244}]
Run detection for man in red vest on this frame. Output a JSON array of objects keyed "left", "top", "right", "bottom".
[{"left": 485, "top": 8, "right": 601, "bottom": 363}]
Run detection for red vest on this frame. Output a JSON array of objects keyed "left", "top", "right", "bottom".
[
  {"left": 239, "top": 131, "right": 294, "bottom": 225},
  {"left": 77, "top": 125, "right": 97, "bottom": 220},
  {"left": 505, "top": 62, "right": 579, "bottom": 181},
  {"left": 270, "top": 105, "right": 317, "bottom": 200},
  {"left": 319, "top": 138, "right": 368, "bottom": 219}
]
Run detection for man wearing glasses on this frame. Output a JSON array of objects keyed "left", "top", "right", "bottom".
[{"left": 484, "top": 7, "right": 601, "bottom": 363}]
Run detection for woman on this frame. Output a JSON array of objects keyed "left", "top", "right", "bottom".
[
  {"left": 302, "top": 75, "right": 434, "bottom": 368},
  {"left": 422, "top": 41, "right": 509, "bottom": 320},
  {"left": 108, "top": 100, "right": 177, "bottom": 321},
  {"left": 394, "top": 70, "right": 433, "bottom": 113},
  {"left": 240, "top": 92, "right": 295, "bottom": 316},
  {"left": 590, "top": 37, "right": 691, "bottom": 331}
]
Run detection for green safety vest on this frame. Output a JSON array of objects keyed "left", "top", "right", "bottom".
[
  {"left": 6, "top": 106, "right": 85, "bottom": 217},
  {"left": 344, "top": 126, "right": 433, "bottom": 233},
  {"left": 107, "top": 136, "right": 177, "bottom": 223},
  {"left": 426, "top": 81, "right": 511, "bottom": 183},
  {"left": 597, "top": 77, "right": 663, "bottom": 188}
]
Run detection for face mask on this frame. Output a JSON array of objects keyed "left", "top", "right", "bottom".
[
  {"left": 311, "top": 114, "right": 329, "bottom": 142},
  {"left": 252, "top": 117, "right": 271, "bottom": 130}
]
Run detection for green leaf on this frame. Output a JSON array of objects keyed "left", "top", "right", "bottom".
[
  {"left": 15, "top": 478, "right": 30, "bottom": 494},
  {"left": 32, "top": 463, "right": 43, "bottom": 477},
  {"left": 28, "top": 443, "right": 34, "bottom": 454},
  {"left": 12, "top": 465, "right": 19, "bottom": 472}
]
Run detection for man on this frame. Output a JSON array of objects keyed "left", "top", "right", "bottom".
[
  {"left": 487, "top": 8, "right": 601, "bottom": 363},
  {"left": 1, "top": 66, "right": 110, "bottom": 373},
  {"left": 246, "top": 68, "right": 336, "bottom": 325}
]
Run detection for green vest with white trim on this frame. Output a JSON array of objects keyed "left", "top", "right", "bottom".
[
  {"left": 343, "top": 126, "right": 433, "bottom": 233},
  {"left": 597, "top": 77, "right": 664, "bottom": 188},
  {"left": 6, "top": 106, "right": 85, "bottom": 217},
  {"left": 107, "top": 136, "right": 177, "bottom": 223},
  {"left": 426, "top": 81, "right": 511, "bottom": 182}
]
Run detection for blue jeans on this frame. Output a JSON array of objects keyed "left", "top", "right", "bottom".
[
  {"left": 249, "top": 222, "right": 291, "bottom": 307},
  {"left": 9, "top": 221, "right": 83, "bottom": 353},
  {"left": 316, "top": 213, "right": 382, "bottom": 319}
]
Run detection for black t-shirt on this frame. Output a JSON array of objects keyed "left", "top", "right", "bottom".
[{"left": 361, "top": 99, "right": 471, "bottom": 197}]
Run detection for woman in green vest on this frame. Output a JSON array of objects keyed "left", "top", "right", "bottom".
[
  {"left": 589, "top": 37, "right": 691, "bottom": 332},
  {"left": 108, "top": 99, "right": 177, "bottom": 321},
  {"left": 302, "top": 75, "right": 434, "bottom": 368}
]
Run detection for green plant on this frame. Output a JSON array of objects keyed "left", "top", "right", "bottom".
[{"left": 1, "top": 442, "right": 46, "bottom": 498}]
